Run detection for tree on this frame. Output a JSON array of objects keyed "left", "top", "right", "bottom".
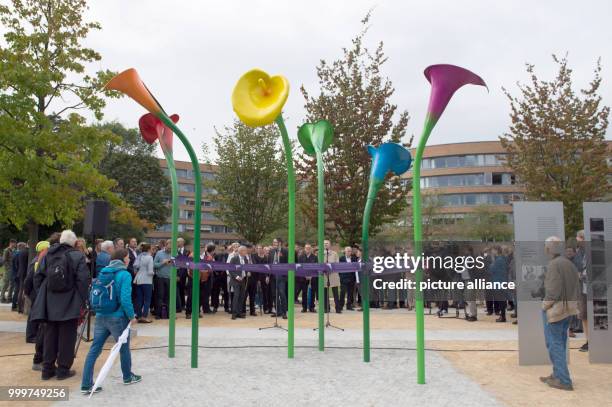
[
  {"left": 98, "top": 122, "right": 171, "bottom": 237},
  {"left": 463, "top": 205, "right": 513, "bottom": 242},
  {"left": 298, "top": 13, "right": 411, "bottom": 246},
  {"left": 500, "top": 55, "right": 610, "bottom": 235},
  {"left": 209, "top": 120, "right": 288, "bottom": 244},
  {"left": 0, "top": 0, "right": 119, "bottom": 251}
]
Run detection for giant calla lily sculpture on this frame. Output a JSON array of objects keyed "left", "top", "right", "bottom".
[
  {"left": 413, "top": 64, "right": 487, "bottom": 384},
  {"left": 361, "top": 143, "right": 412, "bottom": 362},
  {"left": 232, "top": 68, "right": 297, "bottom": 358},
  {"left": 139, "top": 113, "right": 180, "bottom": 330},
  {"left": 298, "top": 120, "right": 334, "bottom": 349},
  {"left": 105, "top": 69, "right": 203, "bottom": 368}
]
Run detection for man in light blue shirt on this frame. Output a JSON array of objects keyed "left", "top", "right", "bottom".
[{"left": 153, "top": 241, "right": 172, "bottom": 319}]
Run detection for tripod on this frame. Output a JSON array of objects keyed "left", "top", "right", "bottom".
[
  {"left": 259, "top": 274, "right": 287, "bottom": 332},
  {"left": 75, "top": 308, "right": 92, "bottom": 357},
  {"left": 313, "top": 272, "right": 344, "bottom": 332}
]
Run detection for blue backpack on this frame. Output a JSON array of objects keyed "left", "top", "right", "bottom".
[{"left": 90, "top": 268, "right": 122, "bottom": 314}]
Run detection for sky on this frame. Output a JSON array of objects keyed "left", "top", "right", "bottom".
[{"left": 81, "top": 0, "right": 612, "bottom": 161}]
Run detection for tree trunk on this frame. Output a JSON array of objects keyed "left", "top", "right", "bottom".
[{"left": 27, "top": 220, "right": 39, "bottom": 262}]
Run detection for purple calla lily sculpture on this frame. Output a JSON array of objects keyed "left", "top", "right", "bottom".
[{"left": 413, "top": 64, "right": 487, "bottom": 384}]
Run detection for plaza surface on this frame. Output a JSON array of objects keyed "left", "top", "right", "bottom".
[{"left": 0, "top": 304, "right": 610, "bottom": 407}]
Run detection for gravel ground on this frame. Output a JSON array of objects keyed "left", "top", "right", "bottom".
[{"left": 54, "top": 337, "right": 501, "bottom": 407}]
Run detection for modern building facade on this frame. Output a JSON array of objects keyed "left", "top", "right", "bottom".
[
  {"left": 147, "top": 140, "right": 611, "bottom": 243},
  {"left": 145, "top": 159, "right": 241, "bottom": 245},
  {"left": 401, "top": 141, "right": 524, "bottom": 225},
  {"left": 399, "top": 140, "right": 612, "bottom": 225}
]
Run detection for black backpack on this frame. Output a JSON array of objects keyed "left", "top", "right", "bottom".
[{"left": 46, "top": 246, "right": 75, "bottom": 293}]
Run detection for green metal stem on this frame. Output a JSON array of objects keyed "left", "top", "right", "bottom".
[
  {"left": 160, "top": 113, "right": 202, "bottom": 369},
  {"left": 361, "top": 178, "right": 381, "bottom": 363},
  {"left": 275, "top": 114, "right": 295, "bottom": 359},
  {"left": 162, "top": 148, "right": 179, "bottom": 358},
  {"left": 413, "top": 116, "right": 436, "bottom": 384},
  {"left": 315, "top": 150, "right": 325, "bottom": 350}
]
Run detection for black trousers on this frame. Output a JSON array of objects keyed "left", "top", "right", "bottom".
[
  {"left": 186, "top": 278, "right": 212, "bottom": 314},
  {"left": 340, "top": 281, "right": 355, "bottom": 310},
  {"left": 26, "top": 313, "right": 39, "bottom": 342},
  {"left": 231, "top": 281, "right": 246, "bottom": 317},
  {"left": 299, "top": 277, "right": 318, "bottom": 311},
  {"left": 243, "top": 275, "right": 258, "bottom": 314},
  {"left": 211, "top": 273, "right": 229, "bottom": 311},
  {"left": 494, "top": 300, "right": 507, "bottom": 317},
  {"left": 43, "top": 319, "right": 78, "bottom": 376},
  {"left": 154, "top": 277, "right": 170, "bottom": 317},
  {"left": 324, "top": 286, "right": 340, "bottom": 312},
  {"left": 33, "top": 322, "right": 45, "bottom": 364},
  {"left": 261, "top": 275, "right": 274, "bottom": 312},
  {"left": 295, "top": 277, "right": 305, "bottom": 305},
  {"left": 177, "top": 270, "right": 188, "bottom": 312}
]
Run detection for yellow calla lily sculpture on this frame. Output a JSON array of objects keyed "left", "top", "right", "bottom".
[
  {"left": 231, "top": 69, "right": 289, "bottom": 127},
  {"left": 232, "top": 68, "right": 296, "bottom": 359}
]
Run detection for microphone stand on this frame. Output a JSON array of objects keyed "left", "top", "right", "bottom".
[
  {"left": 259, "top": 255, "right": 287, "bottom": 332},
  {"left": 313, "top": 267, "right": 344, "bottom": 332}
]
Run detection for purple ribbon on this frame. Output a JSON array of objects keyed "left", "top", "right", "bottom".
[{"left": 172, "top": 255, "right": 365, "bottom": 277}]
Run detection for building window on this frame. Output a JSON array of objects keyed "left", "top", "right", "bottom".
[
  {"left": 421, "top": 173, "right": 486, "bottom": 188},
  {"left": 421, "top": 153, "right": 507, "bottom": 169},
  {"left": 202, "top": 212, "right": 218, "bottom": 221},
  {"left": 180, "top": 210, "right": 194, "bottom": 220},
  {"left": 179, "top": 183, "right": 195, "bottom": 193},
  {"left": 438, "top": 193, "right": 524, "bottom": 207}
]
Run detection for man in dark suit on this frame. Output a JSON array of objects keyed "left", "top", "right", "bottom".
[
  {"left": 229, "top": 246, "right": 248, "bottom": 320},
  {"left": 268, "top": 238, "right": 288, "bottom": 319},
  {"left": 212, "top": 246, "right": 229, "bottom": 313},
  {"left": 339, "top": 246, "right": 358, "bottom": 311},
  {"left": 176, "top": 238, "right": 189, "bottom": 314},
  {"left": 252, "top": 245, "right": 271, "bottom": 313},
  {"left": 298, "top": 243, "right": 318, "bottom": 312}
]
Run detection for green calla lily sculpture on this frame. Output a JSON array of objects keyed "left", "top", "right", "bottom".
[{"left": 298, "top": 120, "right": 334, "bottom": 350}]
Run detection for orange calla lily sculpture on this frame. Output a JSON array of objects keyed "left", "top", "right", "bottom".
[{"left": 105, "top": 69, "right": 203, "bottom": 369}]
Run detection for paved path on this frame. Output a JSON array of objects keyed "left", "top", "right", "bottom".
[
  {"left": 0, "top": 313, "right": 505, "bottom": 406},
  {"left": 55, "top": 339, "right": 502, "bottom": 407}
]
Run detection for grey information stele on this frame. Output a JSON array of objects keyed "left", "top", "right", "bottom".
[
  {"left": 583, "top": 202, "right": 612, "bottom": 364},
  {"left": 513, "top": 201, "right": 565, "bottom": 366}
]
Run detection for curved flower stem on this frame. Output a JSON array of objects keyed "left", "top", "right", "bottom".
[
  {"left": 159, "top": 113, "right": 203, "bottom": 369},
  {"left": 361, "top": 178, "right": 381, "bottom": 363},
  {"left": 315, "top": 150, "right": 325, "bottom": 351},
  {"left": 161, "top": 148, "right": 179, "bottom": 358},
  {"left": 275, "top": 114, "right": 296, "bottom": 359},
  {"left": 412, "top": 116, "right": 436, "bottom": 384}
]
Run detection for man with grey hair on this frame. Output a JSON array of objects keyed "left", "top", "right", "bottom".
[
  {"left": 229, "top": 245, "right": 248, "bottom": 320},
  {"left": 539, "top": 236, "right": 580, "bottom": 391},
  {"left": 31, "top": 230, "right": 89, "bottom": 380},
  {"left": 95, "top": 240, "right": 114, "bottom": 278}
]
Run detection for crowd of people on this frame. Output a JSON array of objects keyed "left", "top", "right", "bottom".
[{"left": 0, "top": 229, "right": 590, "bottom": 393}]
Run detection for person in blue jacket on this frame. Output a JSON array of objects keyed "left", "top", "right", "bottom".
[
  {"left": 489, "top": 246, "right": 510, "bottom": 323},
  {"left": 80, "top": 249, "right": 141, "bottom": 394}
]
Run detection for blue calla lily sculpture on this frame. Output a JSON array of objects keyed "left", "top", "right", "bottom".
[
  {"left": 361, "top": 142, "right": 412, "bottom": 362},
  {"left": 298, "top": 120, "right": 334, "bottom": 350}
]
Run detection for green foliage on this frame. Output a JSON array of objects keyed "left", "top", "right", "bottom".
[
  {"left": 209, "top": 120, "right": 288, "bottom": 244},
  {"left": 463, "top": 205, "right": 513, "bottom": 242},
  {"left": 0, "top": 0, "right": 120, "bottom": 245},
  {"left": 500, "top": 55, "right": 610, "bottom": 236},
  {"left": 98, "top": 122, "right": 171, "bottom": 230},
  {"left": 298, "top": 13, "right": 411, "bottom": 246}
]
